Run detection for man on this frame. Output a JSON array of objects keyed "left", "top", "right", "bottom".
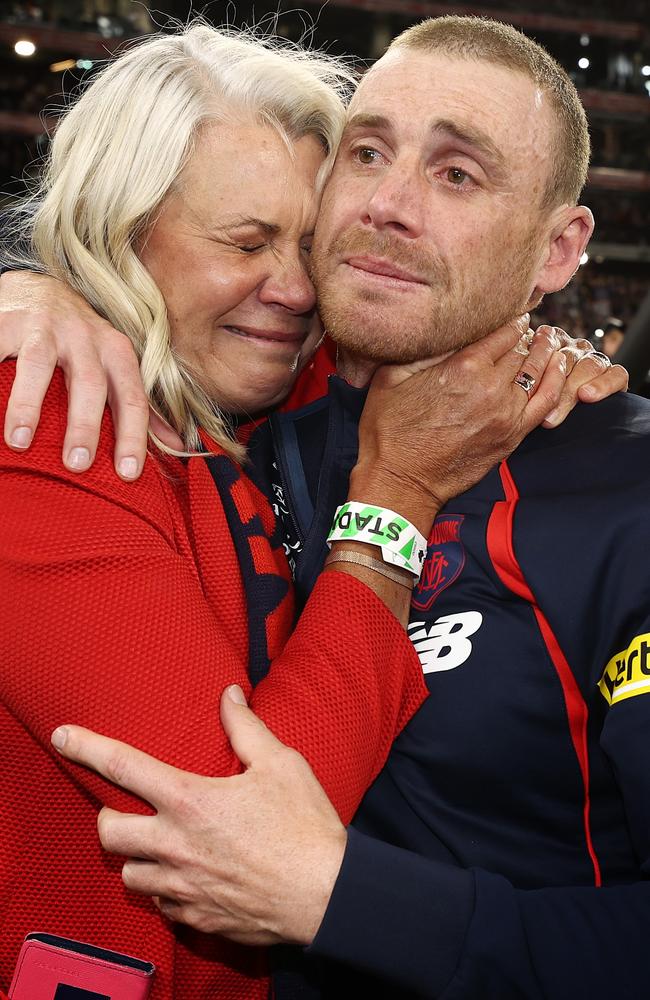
[{"left": 5, "top": 15, "right": 648, "bottom": 999}]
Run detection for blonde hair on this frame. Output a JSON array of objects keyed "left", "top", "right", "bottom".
[
  {"left": 7, "top": 23, "right": 355, "bottom": 459},
  {"left": 389, "top": 16, "right": 590, "bottom": 209}
]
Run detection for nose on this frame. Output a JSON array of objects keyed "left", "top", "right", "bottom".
[
  {"left": 259, "top": 254, "right": 316, "bottom": 314},
  {"left": 363, "top": 157, "right": 426, "bottom": 237}
]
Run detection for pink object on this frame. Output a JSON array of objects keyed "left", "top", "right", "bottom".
[{"left": 9, "top": 933, "right": 154, "bottom": 999}]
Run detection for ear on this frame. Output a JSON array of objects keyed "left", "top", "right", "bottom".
[{"left": 529, "top": 205, "right": 594, "bottom": 301}]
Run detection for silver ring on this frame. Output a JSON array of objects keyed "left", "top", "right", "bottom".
[
  {"left": 587, "top": 351, "right": 612, "bottom": 368},
  {"left": 514, "top": 370, "right": 536, "bottom": 394}
]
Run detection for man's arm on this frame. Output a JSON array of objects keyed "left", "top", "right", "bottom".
[
  {"left": 311, "top": 827, "right": 650, "bottom": 999},
  {"left": 52, "top": 694, "right": 650, "bottom": 1000},
  {"left": 0, "top": 271, "right": 629, "bottom": 477},
  {"left": 0, "top": 270, "right": 181, "bottom": 476}
]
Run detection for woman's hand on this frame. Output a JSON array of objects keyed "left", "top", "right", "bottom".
[
  {"left": 0, "top": 270, "right": 627, "bottom": 480},
  {"left": 0, "top": 270, "right": 181, "bottom": 477},
  {"left": 350, "top": 318, "right": 626, "bottom": 536},
  {"left": 537, "top": 325, "right": 627, "bottom": 426}
]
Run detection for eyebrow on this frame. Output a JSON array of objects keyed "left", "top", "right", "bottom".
[
  {"left": 343, "top": 112, "right": 506, "bottom": 174},
  {"left": 430, "top": 118, "right": 507, "bottom": 172},
  {"left": 343, "top": 113, "right": 392, "bottom": 136},
  {"left": 210, "top": 216, "right": 281, "bottom": 236}
]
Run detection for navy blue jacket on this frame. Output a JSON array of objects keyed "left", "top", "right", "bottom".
[{"left": 249, "top": 379, "right": 650, "bottom": 999}]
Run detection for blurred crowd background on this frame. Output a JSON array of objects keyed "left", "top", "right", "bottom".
[{"left": 1, "top": 0, "right": 648, "bottom": 371}]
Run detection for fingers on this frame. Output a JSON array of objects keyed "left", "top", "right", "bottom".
[
  {"left": 220, "top": 684, "right": 285, "bottom": 770},
  {"left": 121, "top": 858, "right": 169, "bottom": 898},
  {"left": 149, "top": 409, "right": 184, "bottom": 452},
  {"left": 497, "top": 323, "right": 560, "bottom": 385},
  {"left": 576, "top": 360, "right": 628, "bottom": 402},
  {"left": 551, "top": 328, "right": 593, "bottom": 359},
  {"left": 520, "top": 351, "right": 567, "bottom": 432},
  {"left": 4, "top": 332, "right": 58, "bottom": 452},
  {"left": 0, "top": 264, "right": 150, "bottom": 478},
  {"left": 105, "top": 338, "right": 151, "bottom": 479},
  {"left": 543, "top": 357, "right": 628, "bottom": 428},
  {"left": 61, "top": 332, "right": 147, "bottom": 478},
  {"left": 97, "top": 808, "right": 160, "bottom": 861},
  {"left": 470, "top": 313, "right": 530, "bottom": 366},
  {"left": 51, "top": 725, "right": 181, "bottom": 809},
  {"left": 61, "top": 359, "right": 108, "bottom": 473}
]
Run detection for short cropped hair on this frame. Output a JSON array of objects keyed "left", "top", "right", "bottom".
[
  {"left": 388, "top": 16, "right": 590, "bottom": 209},
  {"left": 7, "top": 23, "right": 354, "bottom": 459}
]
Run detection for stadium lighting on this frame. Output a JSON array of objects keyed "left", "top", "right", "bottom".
[
  {"left": 578, "top": 57, "right": 590, "bottom": 70},
  {"left": 15, "top": 40, "right": 36, "bottom": 57},
  {"left": 642, "top": 65, "right": 650, "bottom": 76},
  {"left": 76, "top": 59, "right": 94, "bottom": 70},
  {"left": 580, "top": 34, "right": 590, "bottom": 46},
  {"left": 594, "top": 329, "right": 604, "bottom": 338}
]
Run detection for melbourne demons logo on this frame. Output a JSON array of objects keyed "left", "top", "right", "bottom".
[{"left": 411, "top": 514, "right": 466, "bottom": 611}]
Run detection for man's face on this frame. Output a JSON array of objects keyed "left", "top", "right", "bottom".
[{"left": 312, "top": 48, "right": 556, "bottom": 362}]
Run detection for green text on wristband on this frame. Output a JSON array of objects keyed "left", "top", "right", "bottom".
[{"left": 327, "top": 502, "right": 428, "bottom": 580}]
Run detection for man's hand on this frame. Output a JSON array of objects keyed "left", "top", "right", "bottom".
[
  {"left": 51, "top": 686, "right": 346, "bottom": 946},
  {"left": 0, "top": 270, "right": 182, "bottom": 477}
]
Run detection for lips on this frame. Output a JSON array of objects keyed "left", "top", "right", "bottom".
[
  {"left": 345, "top": 256, "right": 426, "bottom": 285},
  {"left": 224, "top": 325, "right": 306, "bottom": 344}
]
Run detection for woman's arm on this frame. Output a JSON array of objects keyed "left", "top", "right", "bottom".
[
  {"left": 0, "top": 271, "right": 630, "bottom": 477},
  {"left": 0, "top": 361, "right": 422, "bottom": 827}
]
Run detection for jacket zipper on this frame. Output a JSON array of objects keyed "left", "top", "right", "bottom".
[{"left": 269, "top": 415, "right": 305, "bottom": 550}]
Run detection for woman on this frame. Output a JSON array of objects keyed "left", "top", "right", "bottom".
[{"left": 0, "top": 21, "right": 618, "bottom": 1000}]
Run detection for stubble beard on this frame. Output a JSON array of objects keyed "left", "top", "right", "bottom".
[{"left": 311, "top": 228, "right": 540, "bottom": 364}]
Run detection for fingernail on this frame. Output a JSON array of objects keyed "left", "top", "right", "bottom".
[
  {"left": 580, "top": 384, "right": 597, "bottom": 400},
  {"left": 544, "top": 407, "right": 560, "bottom": 426},
  {"left": 9, "top": 426, "right": 32, "bottom": 449},
  {"left": 118, "top": 456, "right": 139, "bottom": 480},
  {"left": 227, "top": 684, "right": 247, "bottom": 706},
  {"left": 67, "top": 447, "right": 90, "bottom": 471},
  {"left": 51, "top": 726, "right": 68, "bottom": 750}
]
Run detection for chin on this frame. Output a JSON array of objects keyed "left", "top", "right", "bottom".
[
  {"left": 324, "top": 310, "right": 433, "bottom": 364},
  {"left": 236, "top": 379, "right": 298, "bottom": 417}
]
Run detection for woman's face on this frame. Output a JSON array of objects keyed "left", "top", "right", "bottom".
[{"left": 139, "top": 120, "right": 326, "bottom": 415}]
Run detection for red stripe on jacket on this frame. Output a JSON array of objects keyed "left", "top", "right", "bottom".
[{"left": 486, "top": 458, "right": 601, "bottom": 886}]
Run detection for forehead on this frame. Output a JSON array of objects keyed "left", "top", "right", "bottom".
[
  {"left": 179, "top": 120, "right": 324, "bottom": 228},
  {"left": 350, "top": 49, "right": 554, "bottom": 182}
]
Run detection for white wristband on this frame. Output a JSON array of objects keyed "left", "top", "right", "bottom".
[{"left": 327, "top": 502, "right": 428, "bottom": 580}]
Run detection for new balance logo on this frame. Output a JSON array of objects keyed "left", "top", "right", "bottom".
[{"left": 408, "top": 611, "right": 483, "bottom": 673}]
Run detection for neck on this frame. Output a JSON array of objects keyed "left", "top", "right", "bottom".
[
  {"left": 336, "top": 345, "right": 459, "bottom": 388},
  {"left": 335, "top": 348, "right": 380, "bottom": 387}
]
